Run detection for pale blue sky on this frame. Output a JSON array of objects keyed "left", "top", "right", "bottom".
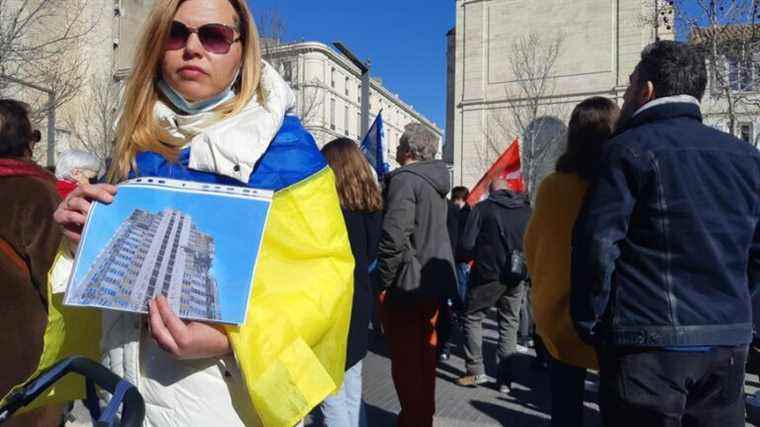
[{"left": 247, "top": 0, "right": 455, "bottom": 130}]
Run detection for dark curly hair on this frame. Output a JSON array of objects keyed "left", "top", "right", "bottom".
[
  {"left": 636, "top": 40, "right": 708, "bottom": 101},
  {"left": 0, "top": 99, "right": 40, "bottom": 158}
]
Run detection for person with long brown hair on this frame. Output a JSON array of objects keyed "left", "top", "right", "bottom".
[
  {"left": 48, "top": 0, "right": 354, "bottom": 425},
  {"left": 524, "top": 96, "right": 620, "bottom": 427},
  {"left": 318, "top": 137, "right": 382, "bottom": 427}
]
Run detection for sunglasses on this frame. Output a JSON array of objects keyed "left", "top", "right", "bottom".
[{"left": 166, "top": 21, "right": 241, "bottom": 54}]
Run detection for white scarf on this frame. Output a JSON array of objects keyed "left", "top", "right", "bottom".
[{"left": 153, "top": 61, "right": 296, "bottom": 182}]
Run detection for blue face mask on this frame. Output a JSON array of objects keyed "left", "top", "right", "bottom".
[{"left": 157, "top": 70, "right": 239, "bottom": 115}]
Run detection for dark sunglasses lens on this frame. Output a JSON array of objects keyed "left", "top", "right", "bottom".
[
  {"left": 198, "top": 24, "right": 233, "bottom": 54},
  {"left": 166, "top": 22, "right": 188, "bottom": 50}
]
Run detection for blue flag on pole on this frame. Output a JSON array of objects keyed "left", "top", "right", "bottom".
[{"left": 360, "top": 112, "right": 390, "bottom": 179}]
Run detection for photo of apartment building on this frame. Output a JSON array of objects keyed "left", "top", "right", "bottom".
[{"left": 69, "top": 208, "right": 221, "bottom": 321}]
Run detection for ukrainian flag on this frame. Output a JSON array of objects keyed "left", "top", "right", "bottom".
[{"left": 3, "top": 116, "right": 354, "bottom": 427}]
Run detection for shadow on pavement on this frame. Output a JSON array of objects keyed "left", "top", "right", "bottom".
[
  {"left": 469, "top": 400, "right": 550, "bottom": 426},
  {"left": 367, "top": 330, "right": 391, "bottom": 359},
  {"left": 366, "top": 403, "right": 397, "bottom": 427}
]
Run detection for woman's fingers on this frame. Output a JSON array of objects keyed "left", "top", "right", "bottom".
[
  {"left": 148, "top": 299, "right": 179, "bottom": 356},
  {"left": 65, "top": 196, "right": 93, "bottom": 217},
  {"left": 54, "top": 183, "right": 118, "bottom": 242},
  {"left": 155, "top": 296, "right": 190, "bottom": 344},
  {"left": 76, "top": 183, "right": 118, "bottom": 204}
]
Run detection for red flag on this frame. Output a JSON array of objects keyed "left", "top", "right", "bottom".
[{"left": 466, "top": 138, "right": 524, "bottom": 206}]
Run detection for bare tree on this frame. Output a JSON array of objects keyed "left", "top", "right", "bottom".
[
  {"left": 256, "top": 7, "right": 287, "bottom": 61},
  {"left": 0, "top": 0, "right": 97, "bottom": 116},
  {"left": 483, "top": 32, "right": 567, "bottom": 198},
  {"left": 64, "top": 69, "right": 122, "bottom": 162},
  {"left": 638, "top": 0, "right": 677, "bottom": 40},
  {"left": 256, "top": 7, "right": 325, "bottom": 141},
  {"left": 676, "top": 0, "right": 760, "bottom": 136},
  {"left": 297, "top": 77, "right": 325, "bottom": 127}
]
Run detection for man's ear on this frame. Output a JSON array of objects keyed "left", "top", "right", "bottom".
[{"left": 641, "top": 81, "right": 656, "bottom": 103}]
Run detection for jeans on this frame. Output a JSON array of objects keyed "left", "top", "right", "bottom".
[
  {"left": 463, "top": 281, "right": 525, "bottom": 383},
  {"left": 456, "top": 263, "right": 471, "bottom": 306},
  {"left": 550, "top": 358, "right": 586, "bottom": 427},
  {"left": 597, "top": 345, "right": 748, "bottom": 427},
  {"left": 316, "top": 361, "right": 367, "bottom": 427}
]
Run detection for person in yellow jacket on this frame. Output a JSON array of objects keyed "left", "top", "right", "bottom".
[
  {"left": 524, "top": 97, "right": 619, "bottom": 427},
  {"left": 4, "top": 1, "right": 354, "bottom": 426}
]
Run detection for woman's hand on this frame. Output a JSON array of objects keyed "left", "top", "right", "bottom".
[
  {"left": 148, "top": 296, "right": 231, "bottom": 360},
  {"left": 53, "top": 183, "right": 118, "bottom": 242}
]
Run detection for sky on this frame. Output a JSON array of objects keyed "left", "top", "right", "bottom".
[
  {"left": 246, "top": 0, "right": 455, "bottom": 131},
  {"left": 70, "top": 185, "right": 270, "bottom": 324}
]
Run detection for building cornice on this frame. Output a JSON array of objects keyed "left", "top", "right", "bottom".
[{"left": 267, "top": 41, "right": 443, "bottom": 136}]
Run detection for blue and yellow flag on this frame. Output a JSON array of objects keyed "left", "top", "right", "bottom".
[{"left": 3, "top": 116, "right": 354, "bottom": 427}]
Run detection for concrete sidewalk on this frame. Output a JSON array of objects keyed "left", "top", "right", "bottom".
[{"left": 361, "top": 309, "right": 760, "bottom": 427}]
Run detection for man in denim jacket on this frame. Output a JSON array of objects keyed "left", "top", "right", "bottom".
[{"left": 571, "top": 40, "right": 760, "bottom": 426}]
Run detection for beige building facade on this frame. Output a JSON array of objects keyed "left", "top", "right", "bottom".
[
  {"left": 264, "top": 42, "right": 443, "bottom": 168},
  {"left": 449, "top": 0, "right": 669, "bottom": 188},
  {"left": 1, "top": 0, "right": 154, "bottom": 166}
]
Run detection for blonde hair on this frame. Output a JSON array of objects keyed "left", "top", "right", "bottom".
[
  {"left": 108, "top": 0, "right": 263, "bottom": 183},
  {"left": 321, "top": 138, "right": 383, "bottom": 213}
]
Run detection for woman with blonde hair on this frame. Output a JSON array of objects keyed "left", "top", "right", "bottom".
[
  {"left": 43, "top": 0, "right": 354, "bottom": 426},
  {"left": 524, "top": 96, "right": 620, "bottom": 427},
  {"left": 318, "top": 138, "right": 383, "bottom": 427}
]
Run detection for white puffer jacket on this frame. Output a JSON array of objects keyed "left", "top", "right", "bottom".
[{"left": 100, "top": 63, "right": 295, "bottom": 427}]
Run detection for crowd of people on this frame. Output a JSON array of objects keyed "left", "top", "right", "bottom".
[{"left": 0, "top": 1, "right": 758, "bottom": 427}]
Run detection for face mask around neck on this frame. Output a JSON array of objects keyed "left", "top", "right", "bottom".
[{"left": 157, "top": 70, "right": 240, "bottom": 115}]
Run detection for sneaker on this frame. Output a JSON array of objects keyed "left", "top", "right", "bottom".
[
  {"left": 438, "top": 351, "right": 450, "bottom": 362},
  {"left": 498, "top": 383, "right": 511, "bottom": 395},
  {"left": 456, "top": 374, "right": 488, "bottom": 387},
  {"left": 516, "top": 344, "right": 530, "bottom": 353}
]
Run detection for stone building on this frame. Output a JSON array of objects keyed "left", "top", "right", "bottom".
[
  {"left": 71, "top": 208, "right": 221, "bottom": 321},
  {"left": 691, "top": 26, "right": 760, "bottom": 148},
  {"left": 1, "top": 0, "right": 154, "bottom": 166},
  {"left": 264, "top": 41, "right": 444, "bottom": 168},
  {"left": 448, "top": 0, "right": 671, "bottom": 188}
]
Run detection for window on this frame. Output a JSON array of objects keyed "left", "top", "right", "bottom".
[
  {"left": 331, "top": 68, "right": 335, "bottom": 88},
  {"left": 357, "top": 112, "right": 361, "bottom": 137},
  {"left": 345, "top": 77, "right": 350, "bottom": 97},
  {"left": 282, "top": 62, "right": 293, "bottom": 82},
  {"left": 727, "top": 56, "right": 757, "bottom": 92},
  {"left": 357, "top": 84, "right": 362, "bottom": 104},
  {"left": 344, "top": 105, "right": 349, "bottom": 136},
  {"left": 740, "top": 122, "right": 753, "bottom": 144},
  {"left": 330, "top": 98, "right": 336, "bottom": 130}
]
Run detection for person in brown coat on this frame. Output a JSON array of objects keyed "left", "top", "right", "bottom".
[{"left": 0, "top": 99, "right": 63, "bottom": 427}]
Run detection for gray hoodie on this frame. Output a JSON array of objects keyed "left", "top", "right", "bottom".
[{"left": 378, "top": 160, "right": 457, "bottom": 301}]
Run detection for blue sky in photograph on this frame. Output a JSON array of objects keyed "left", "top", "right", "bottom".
[
  {"left": 72, "top": 186, "right": 270, "bottom": 323},
  {"left": 247, "top": 0, "right": 455, "bottom": 131}
]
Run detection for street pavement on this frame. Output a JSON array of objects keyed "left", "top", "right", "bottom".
[
  {"left": 64, "top": 308, "right": 760, "bottom": 426},
  {"left": 360, "top": 308, "right": 760, "bottom": 427}
]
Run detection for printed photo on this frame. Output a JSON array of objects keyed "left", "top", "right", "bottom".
[{"left": 65, "top": 178, "right": 273, "bottom": 325}]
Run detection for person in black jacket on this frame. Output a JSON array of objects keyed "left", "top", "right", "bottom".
[
  {"left": 437, "top": 187, "right": 472, "bottom": 362},
  {"left": 571, "top": 40, "right": 760, "bottom": 426},
  {"left": 317, "top": 138, "right": 383, "bottom": 427},
  {"left": 456, "top": 178, "right": 532, "bottom": 394},
  {"left": 451, "top": 186, "right": 472, "bottom": 305}
]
